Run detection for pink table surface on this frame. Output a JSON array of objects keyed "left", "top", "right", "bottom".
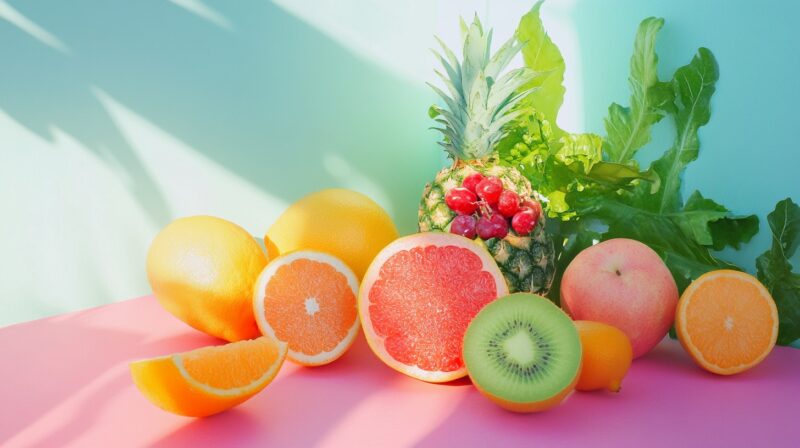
[{"left": 1, "top": 296, "right": 799, "bottom": 448}]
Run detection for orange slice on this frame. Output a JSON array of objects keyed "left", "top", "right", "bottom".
[
  {"left": 130, "top": 337, "right": 287, "bottom": 417},
  {"left": 263, "top": 234, "right": 281, "bottom": 261},
  {"left": 253, "top": 251, "right": 360, "bottom": 366},
  {"left": 676, "top": 270, "right": 778, "bottom": 375}
]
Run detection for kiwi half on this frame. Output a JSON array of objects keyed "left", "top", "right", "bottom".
[{"left": 463, "top": 293, "right": 582, "bottom": 413}]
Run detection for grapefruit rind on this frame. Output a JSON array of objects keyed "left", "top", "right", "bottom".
[
  {"left": 253, "top": 250, "right": 360, "bottom": 366},
  {"left": 358, "top": 232, "right": 509, "bottom": 383},
  {"left": 130, "top": 337, "right": 287, "bottom": 417},
  {"left": 676, "top": 269, "right": 779, "bottom": 375}
]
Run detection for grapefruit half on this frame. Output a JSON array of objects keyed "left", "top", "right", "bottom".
[{"left": 359, "top": 232, "right": 508, "bottom": 382}]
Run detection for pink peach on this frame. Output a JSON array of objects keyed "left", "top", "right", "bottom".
[{"left": 560, "top": 238, "right": 678, "bottom": 358}]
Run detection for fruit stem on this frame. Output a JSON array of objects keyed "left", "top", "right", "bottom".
[{"left": 608, "top": 380, "right": 622, "bottom": 393}]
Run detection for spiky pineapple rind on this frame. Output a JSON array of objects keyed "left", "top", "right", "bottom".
[{"left": 417, "top": 162, "right": 555, "bottom": 294}]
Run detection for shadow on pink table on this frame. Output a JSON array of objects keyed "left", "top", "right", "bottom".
[{"left": 1, "top": 296, "right": 798, "bottom": 447}]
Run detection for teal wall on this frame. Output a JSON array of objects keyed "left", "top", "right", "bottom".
[{"left": 1, "top": 0, "right": 797, "bottom": 326}]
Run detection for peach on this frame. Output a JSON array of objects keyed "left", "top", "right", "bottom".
[{"left": 560, "top": 238, "right": 678, "bottom": 358}]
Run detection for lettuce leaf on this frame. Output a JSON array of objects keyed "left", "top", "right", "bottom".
[
  {"left": 516, "top": 1, "right": 566, "bottom": 136},
  {"left": 756, "top": 198, "right": 800, "bottom": 345}
]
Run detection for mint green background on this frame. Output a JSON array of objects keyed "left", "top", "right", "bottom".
[{"left": 1, "top": 0, "right": 798, "bottom": 328}]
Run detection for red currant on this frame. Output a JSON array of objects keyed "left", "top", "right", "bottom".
[
  {"left": 450, "top": 214, "right": 477, "bottom": 239},
  {"left": 462, "top": 173, "right": 485, "bottom": 193},
  {"left": 497, "top": 190, "right": 520, "bottom": 217},
  {"left": 476, "top": 177, "right": 503, "bottom": 205},
  {"left": 445, "top": 187, "right": 478, "bottom": 215}
]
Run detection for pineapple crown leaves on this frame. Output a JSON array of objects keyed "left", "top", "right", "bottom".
[{"left": 428, "top": 15, "right": 540, "bottom": 161}]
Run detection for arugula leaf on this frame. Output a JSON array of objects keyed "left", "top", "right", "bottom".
[
  {"left": 604, "top": 17, "right": 673, "bottom": 165},
  {"left": 756, "top": 198, "right": 800, "bottom": 345},
  {"left": 672, "top": 191, "right": 759, "bottom": 250},
  {"left": 650, "top": 48, "right": 717, "bottom": 214},
  {"left": 569, "top": 190, "right": 740, "bottom": 291},
  {"left": 504, "top": 10, "right": 762, "bottom": 299},
  {"left": 516, "top": 1, "right": 566, "bottom": 136}
]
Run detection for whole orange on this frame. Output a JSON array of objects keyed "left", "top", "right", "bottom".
[
  {"left": 266, "top": 189, "right": 398, "bottom": 280},
  {"left": 574, "top": 320, "right": 633, "bottom": 392}
]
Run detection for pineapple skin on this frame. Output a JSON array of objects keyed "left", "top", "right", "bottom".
[{"left": 418, "top": 160, "right": 555, "bottom": 294}]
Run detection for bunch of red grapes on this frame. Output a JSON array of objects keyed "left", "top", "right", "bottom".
[{"left": 445, "top": 173, "right": 542, "bottom": 240}]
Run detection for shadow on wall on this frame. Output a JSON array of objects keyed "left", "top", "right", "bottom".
[
  {"left": 1, "top": 0, "right": 438, "bottom": 229},
  {"left": 0, "top": 0, "right": 440, "bottom": 323}
]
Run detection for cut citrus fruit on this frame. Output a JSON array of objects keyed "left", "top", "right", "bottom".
[
  {"left": 676, "top": 270, "right": 779, "bottom": 375},
  {"left": 253, "top": 251, "right": 360, "bottom": 366},
  {"left": 263, "top": 234, "right": 281, "bottom": 260},
  {"left": 266, "top": 189, "right": 398, "bottom": 279},
  {"left": 130, "top": 337, "right": 287, "bottom": 417},
  {"left": 359, "top": 232, "right": 508, "bottom": 383}
]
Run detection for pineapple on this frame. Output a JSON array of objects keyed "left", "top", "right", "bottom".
[{"left": 418, "top": 17, "right": 555, "bottom": 294}]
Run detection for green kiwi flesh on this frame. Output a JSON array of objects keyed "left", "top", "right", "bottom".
[{"left": 463, "top": 293, "right": 582, "bottom": 410}]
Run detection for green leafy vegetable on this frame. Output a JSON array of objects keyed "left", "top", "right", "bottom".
[
  {"left": 603, "top": 18, "right": 673, "bottom": 165},
  {"left": 650, "top": 48, "right": 716, "bottom": 214},
  {"left": 675, "top": 191, "right": 759, "bottom": 250},
  {"left": 516, "top": 1, "right": 566, "bottom": 136},
  {"left": 504, "top": 6, "right": 760, "bottom": 296},
  {"left": 756, "top": 198, "right": 800, "bottom": 345}
]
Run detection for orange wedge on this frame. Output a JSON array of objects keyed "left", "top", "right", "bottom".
[
  {"left": 263, "top": 234, "right": 281, "bottom": 260},
  {"left": 130, "top": 337, "right": 287, "bottom": 417},
  {"left": 253, "top": 251, "right": 359, "bottom": 366},
  {"left": 676, "top": 270, "right": 778, "bottom": 375}
]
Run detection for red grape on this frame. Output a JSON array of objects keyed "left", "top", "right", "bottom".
[
  {"left": 450, "top": 214, "right": 478, "bottom": 239},
  {"left": 490, "top": 213, "right": 509, "bottom": 239},
  {"left": 476, "top": 177, "right": 503, "bottom": 205},
  {"left": 512, "top": 208, "right": 537, "bottom": 235},
  {"left": 497, "top": 190, "right": 520, "bottom": 217},
  {"left": 445, "top": 187, "right": 478, "bottom": 215},
  {"left": 462, "top": 173, "right": 485, "bottom": 193},
  {"left": 476, "top": 216, "right": 495, "bottom": 240}
]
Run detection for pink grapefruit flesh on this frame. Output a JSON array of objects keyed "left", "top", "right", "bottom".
[{"left": 359, "top": 233, "right": 508, "bottom": 382}]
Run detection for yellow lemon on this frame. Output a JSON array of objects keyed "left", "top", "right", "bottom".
[
  {"left": 146, "top": 216, "right": 268, "bottom": 341},
  {"left": 266, "top": 189, "right": 398, "bottom": 279}
]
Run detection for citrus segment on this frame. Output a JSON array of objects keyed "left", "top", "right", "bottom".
[
  {"left": 130, "top": 337, "right": 287, "bottom": 417},
  {"left": 676, "top": 270, "right": 778, "bottom": 375},
  {"left": 360, "top": 233, "right": 508, "bottom": 382},
  {"left": 263, "top": 234, "right": 281, "bottom": 261},
  {"left": 254, "top": 251, "right": 359, "bottom": 366}
]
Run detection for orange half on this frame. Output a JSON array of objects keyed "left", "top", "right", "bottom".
[
  {"left": 130, "top": 337, "right": 287, "bottom": 417},
  {"left": 676, "top": 270, "right": 778, "bottom": 375},
  {"left": 253, "top": 250, "right": 360, "bottom": 366}
]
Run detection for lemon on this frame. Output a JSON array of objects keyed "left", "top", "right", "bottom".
[
  {"left": 146, "top": 216, "right": 268, "bottom": 341},
  {"left": 266, "top": 189, "right": 398, "bottom": 279}
]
